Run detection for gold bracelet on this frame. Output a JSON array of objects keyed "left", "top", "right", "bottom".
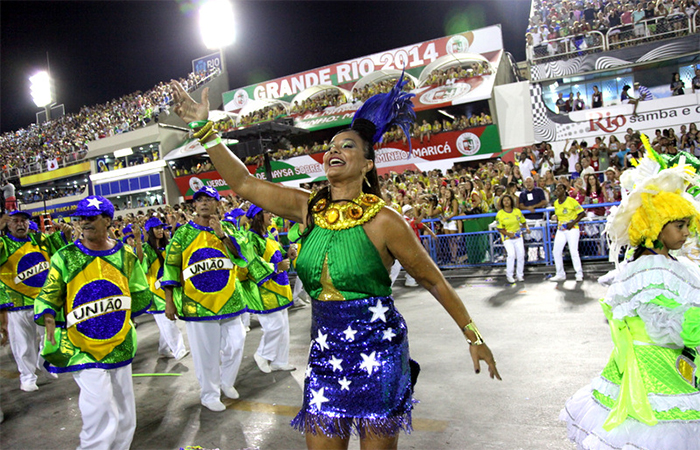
[{"left": 462, "top": 320, "right": 484, "bottom": 346}]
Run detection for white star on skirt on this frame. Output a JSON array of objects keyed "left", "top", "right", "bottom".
[
  {"left": 338, "top": 377, "right": 351, "bottom": 391},
  {"left": 309, "top": 387, "right": 329, "bottom": 411},
  {"left": 368, "top": 299, "right": 389, "bottom": 323},
  {"left": 343, "top": 325, "right": 357, "bottom": 341},
  {"left": 359, "top": 351, "right": 381, "bottom": 375},
  {"left": 382, "top": 327, "right": 396, "bottom": 341},
  {"left": 329, "top": 355, "right": 343, "bottom": 372},
  {"left": 315, "top": 330, "right": 329, "bottom": 351}
]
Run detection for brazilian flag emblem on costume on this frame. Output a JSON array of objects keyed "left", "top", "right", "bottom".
[
  {"left": 180, "top": 232, "right": 237, "bottom": 315},
  {"left": 0, "top": 244, "right": 51, "bottom": 305},
  {"left": 65, "top": 258, "right": 134, "bottom": 361}
]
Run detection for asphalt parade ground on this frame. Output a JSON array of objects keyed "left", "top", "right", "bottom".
[{"left": 0, "top": 263, "right": 614, "bottom": 450}]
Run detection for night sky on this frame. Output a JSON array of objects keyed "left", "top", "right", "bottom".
[{"left": 0, "top": 0, "right": 531, "bottom": 134}]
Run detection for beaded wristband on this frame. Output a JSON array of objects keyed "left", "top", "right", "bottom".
[
  {"left": 193, "top": 122, "right": 214, "bottom": 140},
  {"left": 201, "top": 136, "right": 222, "bottom": 150},
  {"left": 199, "top": 129, "right": 218, "bottom": 145}
]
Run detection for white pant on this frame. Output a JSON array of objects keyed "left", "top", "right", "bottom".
[
  {"left": 256, "top": 309, "right": 290, "bottom": 367},
  {"left": 72, "top": 365, "right": 135, "bottom": 450},
  {"left": 153, "top": 313, "right": 186, "bottom": 358},
  {"left": 503, "top": 237, "right": 525, "bottom": 279},
  {"left": 553, "top": 228, "right": 583, "bottom": 278},
  {"left": 185, "top": 317, "right": 245, "bottom": 403},
  {"left": 389, "top": 260, "right": 417, "bottom": 287},
  {"left": 292, "top": 276, "right": 308, "bottom": 304},
  {"left": 8, "top": 309, "right": 42, "bottom": 385},
  {"left": 389, "top": 260, "right": 401, "bottom": 287}
]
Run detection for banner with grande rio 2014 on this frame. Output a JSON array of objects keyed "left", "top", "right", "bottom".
[{"left": 173, "top": 125, "right": 501, "bottom": 197}]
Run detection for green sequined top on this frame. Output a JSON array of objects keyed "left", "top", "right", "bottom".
[{"left": 296, "top": 225, "right": 391, "bottom": 301}]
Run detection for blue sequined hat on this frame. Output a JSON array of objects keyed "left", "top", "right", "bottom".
[
  {"left": 223, "top": 208, "right": 245, "bottom": 224},
  {"left": 245, "top": 204, "right": 263, "bottom": 219},
  {"left": 193, "top": 186, "right": 220, "bottom": 202},
  {"left": 8, "top": 210, "right": 31, "bottom": 219},
  {"left": 144, "top": 217, "right": 165, "bottom": 233},
  {"left": 73, "top": 195, "right": 115, "bottom": 219}
]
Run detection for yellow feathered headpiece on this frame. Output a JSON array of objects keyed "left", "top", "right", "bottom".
[{"left": 604, "top": 134, "right": 700, "bottom": 264}]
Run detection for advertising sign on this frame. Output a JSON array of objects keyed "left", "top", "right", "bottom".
[
  {"left": 173, "top": 125, "right": 501, "bottom": 195},
  {"left": 192, "top": 51, "right": 222, "bottom": 75},
  {"left": 22, "top": 200, "right": 82, "bottom": 218},
  {"left": 222, "top": 26, "right": 504, "bottom": 129},
  {"left": 531, "top": 86, "right": 700, "bottom": 143}
]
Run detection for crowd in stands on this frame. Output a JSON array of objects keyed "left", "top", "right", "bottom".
[
  {"left": 352, "top": 78, "right": 415, "bottom": 103},
  {"left": 424, "top": 62, "right": 493, "bottom": 86},
  {"left": 290, "top": 91, "right": 348, "bottom": 115},
  {"left": 228, "top": 110, "right": 494, "bottom": 166},
  {"left": 0, "top": 68, "right": 220, "bottom": 180},
  {"left": 526, "top": 0, "right": 700, "bottom": 60},
  {"left": 18, "top": 184, "right": 87, "bottom": 205}
]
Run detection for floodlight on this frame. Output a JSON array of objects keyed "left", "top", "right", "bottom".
[
  {"left": 199, "top": 0, "right": 235, "bottom": 49},
  {"left": 30, "top": 71, "right": 53, "bottom": 107}
]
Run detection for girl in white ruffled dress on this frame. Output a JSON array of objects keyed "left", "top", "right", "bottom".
[{"left": 561, "top": 147, "right": 700, "bottom": 450}]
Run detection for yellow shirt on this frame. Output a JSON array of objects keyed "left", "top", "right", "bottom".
[
  {"left": 554, "top": 197, "right": 584, "bottom": 229},
  {"left": 496, "top": 208, "right": 526, "bottom": 235}
]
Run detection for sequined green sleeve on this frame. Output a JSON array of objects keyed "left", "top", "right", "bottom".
[
  {"left": 40, "top": 231, "right": 70, "bottom": 256},
  {"left": 162, "top": 233, "right": 184, "bottom": 288},
  {"left": 34, "top": 254, "right": 67, "bottom": 326},
  {"left": 0, "top": 237, "right": 8, "bottom": 267},
  {"left": 123, "top": 247, "right": 151, "bottom": 315}
]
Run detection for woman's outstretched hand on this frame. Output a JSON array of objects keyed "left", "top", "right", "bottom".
[
  {"left": 170, "top": 81, "right": 210, "bottom": 124},
  {"left": 469, "top": 343, "right": 501, "bottom": 380}
]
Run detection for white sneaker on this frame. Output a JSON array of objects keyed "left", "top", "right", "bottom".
[
  {"left": 20, "top": 382, "right": 38, "bottom": 392},
  {"left": 506, "top": 276, "right": 515, "bottom": 284},
  {"left": 516, "top": 276, "right": 524, "bottom": 282},
  {"left": 221, "top": 385, "right": 239, "bottom": 399},
  {"left": 549, "top": 275, "right": 566, "bottom": 281},
  {"left": 404, "top": 279, "right": 419, "bottom": 287},
  {"left": 201, "top": 399, "right": 226, "bottom": 412},
  {"left": 175, "top": 349, "right": 190, "bottom": 361},
  {"left": 158, "top": 350, "right": 175, "bottom": 358},
  {"left": 575, "top": 274, "right": 584, "bottom": 281},
  {"left": 270, "top": 364, "right": 296, "bottom": 372},
  {"left": 254, "top": 352, "right": 271, "bottom": 373}
]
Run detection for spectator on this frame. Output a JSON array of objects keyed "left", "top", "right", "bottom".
[
  {"left": 518, "top": 177, "right": 548, "bottom": 220},
  {"left": 670, "top": 72, "right": 685, "bottom": 96},
  {"left": 591, "top": 85, "right": 603, "bottom": 108}
]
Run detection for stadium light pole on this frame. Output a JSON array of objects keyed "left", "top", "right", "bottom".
[
  {"left": 198, "top": 0, "right": 235, "bottom": 73},
  {"left": 30, "top": 70, "right": 54, "bottom": 122}
]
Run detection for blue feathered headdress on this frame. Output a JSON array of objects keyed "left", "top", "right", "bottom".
[{"left": 351, "top": 71, "right": 415, "bottom": 154}]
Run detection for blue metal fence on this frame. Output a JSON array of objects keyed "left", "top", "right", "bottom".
[{"left": 279, "top": 202, "right": 619, "bottom": 270}]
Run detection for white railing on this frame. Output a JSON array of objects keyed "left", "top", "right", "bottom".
[
  {"left": 527, "top": 11, "right": 699, "bottom": 65},
  {"left": 528, "top": 31, "right": 606, "bottom": 65},
  {"left": 606, "top": 15, "right": 692, "bottom": 50}
]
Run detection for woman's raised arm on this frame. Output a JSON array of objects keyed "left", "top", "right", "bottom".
[{"left": 170, "top": 81, "right": 311, "bottom": 224}]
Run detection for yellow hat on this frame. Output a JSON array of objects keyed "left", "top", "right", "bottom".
[{"left": 628, "top": 189, "right": 700, "bottom": 248}]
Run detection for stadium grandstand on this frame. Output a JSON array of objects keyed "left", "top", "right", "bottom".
[{"left": 2, "top": 12, "right": 698, "bottom": 270}]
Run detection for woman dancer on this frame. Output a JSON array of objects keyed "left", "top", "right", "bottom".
[
  {"left": 561, "top": 145, "right": 700, "bottom": 449},
  {"left": 139, "top": 217, "right": 188, "bottom": 360},
  {"left": 170, "top": 76, "right": 500, "bottom": 450}
]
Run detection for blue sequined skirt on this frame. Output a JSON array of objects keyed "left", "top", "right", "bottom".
[{"left": 291, "top": 296, "right": 414, "bottom": 438}]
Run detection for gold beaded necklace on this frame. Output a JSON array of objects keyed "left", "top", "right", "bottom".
[{"left": 312, "top": 193, "right": 385, "bottom": 230}]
